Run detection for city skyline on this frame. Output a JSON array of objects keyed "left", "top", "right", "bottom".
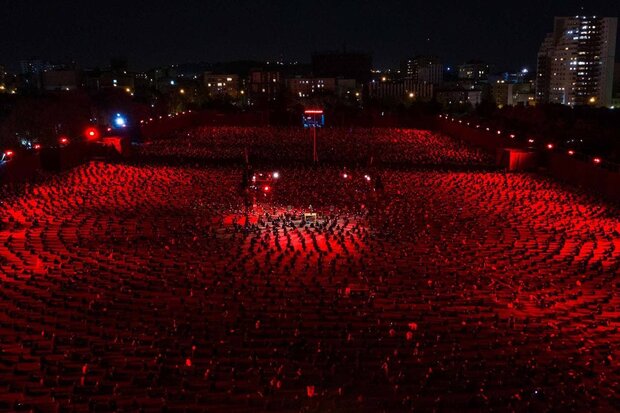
[{"left": 1, "top": 0, "right": 618, "bottom": 72}]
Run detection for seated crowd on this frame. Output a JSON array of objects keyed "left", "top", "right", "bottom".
[
  {"left": 0, "top": 127, "right": 618, "bottom": 412},
  {"left": 138, "top": 127, "right": 493, "bottom": 167}
]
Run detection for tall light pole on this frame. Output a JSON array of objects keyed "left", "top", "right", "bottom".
[{"left": 304, "top": 109, "right": 323, "bottom": 164}]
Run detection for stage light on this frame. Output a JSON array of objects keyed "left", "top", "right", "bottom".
[
  {"left": 509, "top": 134, "right": 516, "bottom": 138},
  {"left": 343, "top": 173, "right": 349, "bottom": 179},
  {"left": 4, "top": 150, "right": 13, "bottom": 157},
  {"left": 59, "top": 136, "right": 70, "bottom": 145},
  {"left": 568, "top": 150, "right": 575, "bottom": 155},
  {"left": 547, "top": 143, "right": 554, "bottom": 149},
  {"left": 528, "top": 139, "right": 535, "bottom": 143},
  {"left": 593, "top": 157, "right": 601, "bottom": 164},
  {"left": 364, "top": 175, "right": 371, "bottom": 182},
  {"left": 34, "top": 144, "right": 41, "bottom": 150},
  {"left": 272, "top": 172, "right": 280, "bottom": 179},
  {"left": 263, "top": 186, "right": 270, "bottom": 192},
  {"left": 84, "top": 127, "right": 100, "bottom": 140}
]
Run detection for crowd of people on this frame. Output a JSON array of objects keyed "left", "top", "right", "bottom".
[
  {"left": 137, "top": 127, "right": 493, "bottom": 167},
  {"left": 0, "top": 126, "right": 619, "bottom": 412}
]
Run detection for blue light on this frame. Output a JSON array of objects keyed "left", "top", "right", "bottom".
[{"left": 113, "top": 114, "right": 127, "bottom": 128}]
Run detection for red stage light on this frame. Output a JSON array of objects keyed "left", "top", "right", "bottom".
[
  {"left": 84, "top": 127, "right": 100, "bottom": 140},
  {"left": 304, "top": 110, "right": 324, "bottom": 114},
  {"left": 34, "top": 144, "right": 41, "bottom": 150},
  {"left": 547, "top": 143, "right": 554, "bottom": 149},
  {"left": 4, "top": 150, "right": 14, "bottom": 157},
  {"left": 59, "top": 137, "right": 70, "bottom": 145},
  {"left": 568, "top": 150, "right": 575, "bottom": 155},
  {"left": 263, "top": 186, "right": 270, "bottom": 192},
  {"left": 593, "top": 158, "right": 601, "bottom": 164}
]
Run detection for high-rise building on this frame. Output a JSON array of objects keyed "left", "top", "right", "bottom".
[
  {"left": 204, "top": 73, "right": 240, "bottom": 98},
  {"left": 400, "top": 56, "right": 443, "bottom": 85},
  {"left": 536, "top": 16, "right": 618, "bottom": 107},
  {"left": 249, "top": 69, "right": 282, "bottom": 104},
  {"left": 457, "top": 61, "right": 490, "bottom": 82}
]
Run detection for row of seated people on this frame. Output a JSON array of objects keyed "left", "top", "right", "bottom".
[
  {"left": 0, "top": 157, "right": 619, "bottom": 411},
  {"left": 137, "top": 127, "right": 493, "bottom": 167}
]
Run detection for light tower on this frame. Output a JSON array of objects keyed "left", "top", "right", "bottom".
[{"left": 303, "top": 109, "right": 324, "bottom": 164}]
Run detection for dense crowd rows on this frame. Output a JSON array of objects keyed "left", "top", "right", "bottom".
[
  {"left": 137, "top": 127, "right": 493, "bottom": 167},
  {"left": 0, "top": 127, "right": 619, "bottom": 412}
]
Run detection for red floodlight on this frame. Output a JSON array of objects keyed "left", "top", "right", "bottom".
[
  {"left": 59, "top": 137, "right": 70, "bottom": 145},
  {"left": 84, "top": 127, "right": 100, "bottom": 140},
  {"left": 4, "top": 150, "right": 14, "bottom": 157},
  {"left": 34, "top": 144, "right": 41, "bottom": 150}
]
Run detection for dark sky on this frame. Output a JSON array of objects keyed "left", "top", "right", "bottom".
[{"left": 1, "top": 0, "right": 618, "bottom": 71}]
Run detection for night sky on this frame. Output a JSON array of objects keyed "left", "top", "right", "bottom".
[{"left": 1, "top": 0, "right": 617, "bottom": 71}]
